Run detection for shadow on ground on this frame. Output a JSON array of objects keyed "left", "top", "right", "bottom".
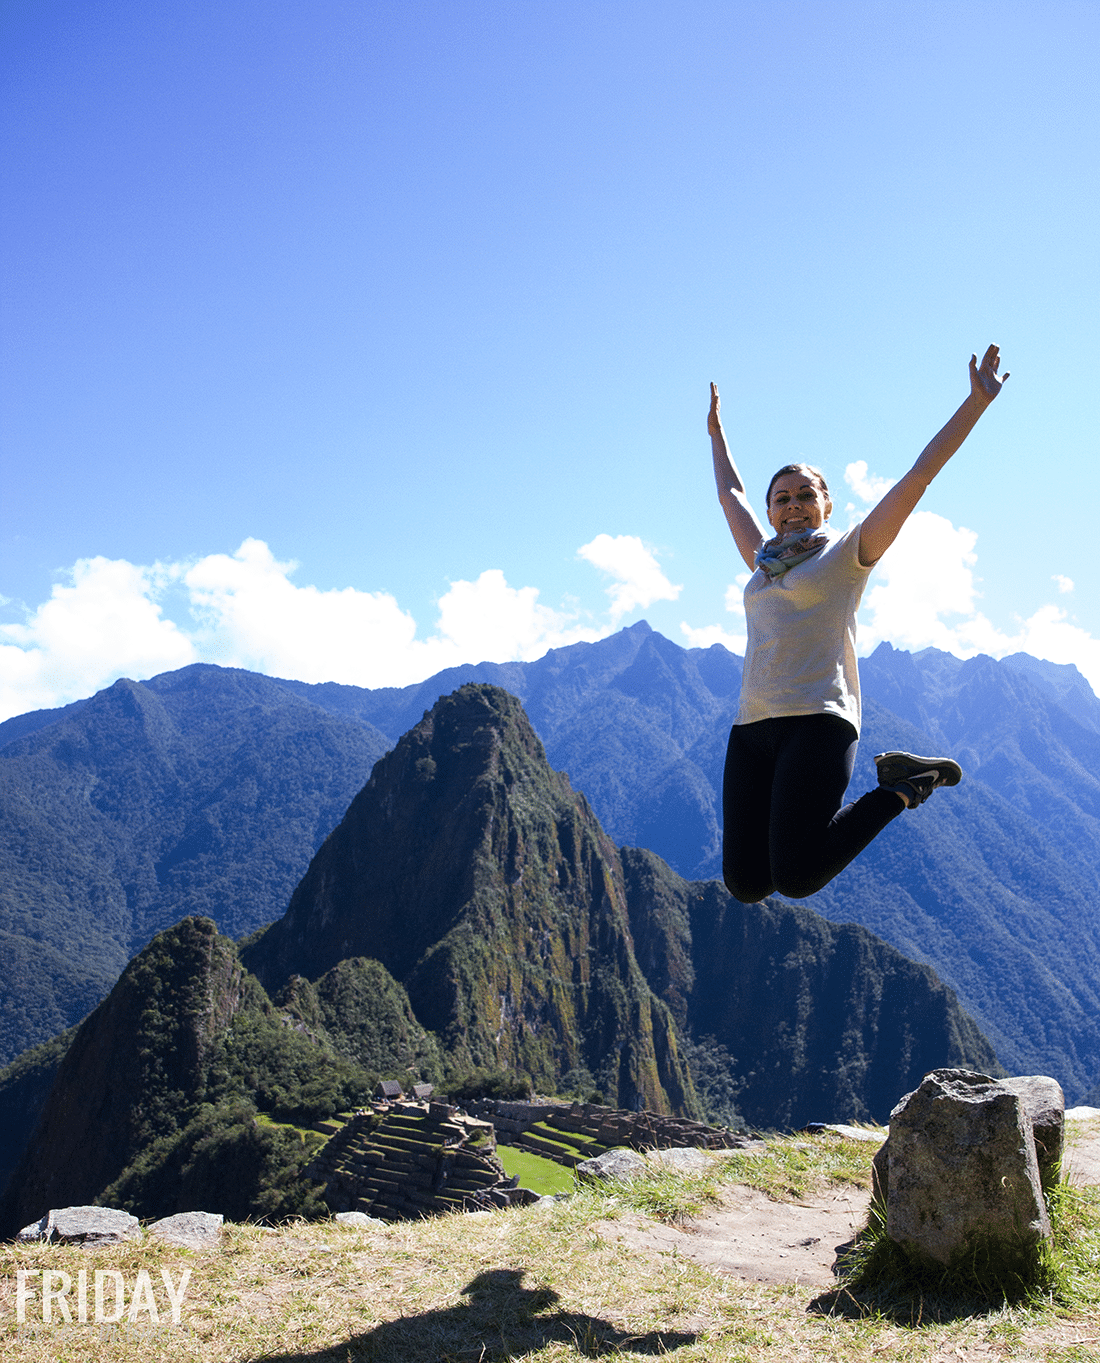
[
  {"left": 808, "top": 1235, "right": 1038, "bottom": 1326},
  {"left": 252, "top": 1266, "right": 699, "bottom": 1361},
  {"left": 808, "top": 1279, "right": 1012, "bottom": 1326}
]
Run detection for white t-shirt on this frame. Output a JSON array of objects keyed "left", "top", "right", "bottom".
[{"left": 736, "top": 522, "right": 872, "bottom": 733}]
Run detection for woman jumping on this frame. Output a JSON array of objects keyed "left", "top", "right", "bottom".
[{"left": 709, "top": 344, "right": 1008, "bottom": 903}]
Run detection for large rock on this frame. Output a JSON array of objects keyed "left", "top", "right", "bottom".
[
  {"left": 575, "top": 1148, "right": 649, "bottom": 1183},
  {"left": 17, "top": 1205, "right": 140, "bottom": 1245},
  {"left": 881, "top": 1069, "right": 1052, "bottom": 1276},
  {"left": 873, "top": 1071, "right": 1066, "bottom": 1204},
  {"left": 146, "top": 1211, "right": 224, "bottom": 1249}
]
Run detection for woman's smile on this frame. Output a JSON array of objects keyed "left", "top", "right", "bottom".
[{"left": 766, "top": 474, "right": 831, "bottom": 535}]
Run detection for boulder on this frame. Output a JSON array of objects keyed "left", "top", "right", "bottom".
[
  {"left": 17, "top": 1205, "right": 140, "bottom": 1245},
  {"left": 880, "top": 1069, "right": 1051, "bottom": 1276},
  {"left": 575, "top": 1147, "right": 648, "bottom": 1183},
  {"left": 334, "top": 1210, "right": 385, "bottom": 1227},
  {"left": 873, "top": 1071, "right": 1066, "bottom": 1207},
  {"left": 147, "top": 1211, "right": 224, "bottom": 1249}
]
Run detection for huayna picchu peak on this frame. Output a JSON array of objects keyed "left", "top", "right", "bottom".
[{"left": 242, "top": 683, "right": 697, "bottom": 1117}]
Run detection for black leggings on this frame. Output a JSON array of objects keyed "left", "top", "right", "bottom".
[{"left": 722, "top": 713, "right": 904, "bottom": 903}]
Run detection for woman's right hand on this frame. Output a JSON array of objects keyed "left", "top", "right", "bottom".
[{"left": 969, "top": 344, "right": 1009, "bottom": 406}]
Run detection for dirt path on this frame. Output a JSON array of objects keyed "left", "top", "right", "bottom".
[
  {"left": 598, "top": 1180, "right": 871, "bottom": 1287},
  {"left": 597, "top": 1117, "right": 1100, "bottom": 1289}
]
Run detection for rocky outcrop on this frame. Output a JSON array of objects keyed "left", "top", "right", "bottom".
[
  {"left": 17, "top": 1205, "right": 140, "bottom": 1245},
  {"left": 873, "top": 1069, "right": 1060, "bottom": 1279},
  {"left": 1003, "top": 1074, "right": 1066, "bottom": 1191},
  {"left": 147, "top": 1211, "right": 224, "bottom": 1249},
  {"left": 576, "top": 1148, "right": 649, "bottom": 1182}
]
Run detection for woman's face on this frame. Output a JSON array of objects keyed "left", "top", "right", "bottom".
[{"left": 766, "top": 472, "right": 832, "bottom": 536}]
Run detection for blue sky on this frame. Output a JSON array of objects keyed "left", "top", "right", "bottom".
[{"left": 2, "top": 0, "right": 1098, "bottom": 721}]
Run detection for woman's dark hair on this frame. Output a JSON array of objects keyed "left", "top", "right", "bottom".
[{"left": 765, "top": 463, "right": 830, "bottom": 507}]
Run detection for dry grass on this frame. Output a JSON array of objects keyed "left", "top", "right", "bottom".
[{"left": 2, "top": 1127, "right": 1099, "bottom": 1361}]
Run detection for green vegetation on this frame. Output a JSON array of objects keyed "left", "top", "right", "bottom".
[
  {"left": 599, "top": 1161, "right": 727, "bottom": 1227},
  {"left": 496, "top": 1144, "right": 576, "bottom": 1195},
  {"left": 0, "top": 1024, "right": 77, "bottom": 1195},
  {"left": 554, "top": 1066, "right": 605, "bottom": 1104},
  {"left": 677, "top": 1032, "right": 745, "bottom": 1129},
  {"left": 280, "top": 956, "right": 443, "bottom": 1081},
  {"left": 0, "top": 667, "right": 389, "bottom": 1066},
  {"left": 820, "top": 1169, "right": 1100, "bottom": 1321},
  {"left": 712, "top": 1130, "right": 880, "bottom": 1201},
  {"left": 528, "top": 1122, "right": 600, "bottom": 1149},
  {"left": 0, "top": 918, "right": 440, "bottom": 1233},
  {"left": 100, "top": 1099, "right": 332, "bottom": 1224},
  {"left": 76, "top": 923, "right": 384, "bottom": 1225},
  {"left": 204, "top": 992, "right": 375, "bottom": 1124},
  {"left": 443, "top": 1066, "right": 534, "bottom": 1101},
  {"left": 591, "top": 1131, "right": 879, "bottom": 1230},
  {"left": 5, "top": 1127, "right": 1100, "bottom": 1361}
]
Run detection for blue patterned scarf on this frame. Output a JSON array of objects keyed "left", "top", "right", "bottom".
[{"left": 755, "top": 527, "right": 830, "bottom": 578}]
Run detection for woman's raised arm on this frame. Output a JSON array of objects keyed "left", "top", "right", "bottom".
[
  {"left": 709, "top": 382, "right": 768, "bottom": 570},
  {"left": 858, "top": 345, "right": 1008, "bottom": 568}
]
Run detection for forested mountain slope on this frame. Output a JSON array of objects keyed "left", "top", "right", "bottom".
[
  {"left": 2, "top": 626, "right": 1097, "bottom": 1099},
  {"left": 0, "top": 687, "right": 996, "bottom": 1231},
  {"left": 0, "top": 669, "right": 388, "bottom": 1063}
]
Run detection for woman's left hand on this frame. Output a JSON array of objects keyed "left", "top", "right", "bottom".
[{"left": 970, "top": 344, "right": 1009, "bottom": 405}]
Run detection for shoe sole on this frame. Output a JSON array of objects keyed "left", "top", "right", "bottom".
[{"left": 874, "top": 750, "right": 963, "bottom": 788}]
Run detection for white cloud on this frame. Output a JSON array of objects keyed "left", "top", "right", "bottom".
[
  {"left": 0, "top": 556, "right": 196, "bottom": 720},
  {"left": 680, "top": 575, "right": 749, "bottom": 653},
  {"left": 844, "top": 460, "right": 895, "bottom": 504},
  {"left": 846, "top": 475, "right": 1100, "bottom": 695},
  {"left": 185, "top": 545, "right": 605, "bottom": 685},
  {"left": 680, "top": 622, "right": 747, "bottom": 651},
  {"left": 0, "top": 537, "right": 647, "bottom": 721},
  {"left": 577, "top": 534, "right": 681, "bottom": 624},
  {"left": 857, "top": 511, "right": 983, "bottom": 653},
  {"left": 183, "top": 538, "right": 423, "bottom": 684},
  {"left": 431, "top": 570, "right": 602, "bottom": 664}
]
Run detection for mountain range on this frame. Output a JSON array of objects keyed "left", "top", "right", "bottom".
[
  {"left": 2, "top": 623, "right": 1100, "bottom": 1101},
  {"left": 0, "top": 684, "right": 995, "bottom": 1231}
]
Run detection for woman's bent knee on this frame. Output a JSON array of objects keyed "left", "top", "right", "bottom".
[
  {"left": 723, "top": 868, "right": 773, "bottom": 904},
  {"left": 771, "top": 870, "right": 830, "bottom": 900}
]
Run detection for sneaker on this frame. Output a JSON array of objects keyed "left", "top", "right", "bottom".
[{"left": 874, "top": 750, "right": 962, "bottom": 808}]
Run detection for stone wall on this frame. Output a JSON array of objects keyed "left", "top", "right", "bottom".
[
  {"left": 307, "top": 1100, "right": 516, "bottom": 1221},
  {"left": 463, "top": 1099, "right": 743, "bottom": 1168},
  {"left": 306, "top": 1097, "right": 742, "bottom": 1222}
]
